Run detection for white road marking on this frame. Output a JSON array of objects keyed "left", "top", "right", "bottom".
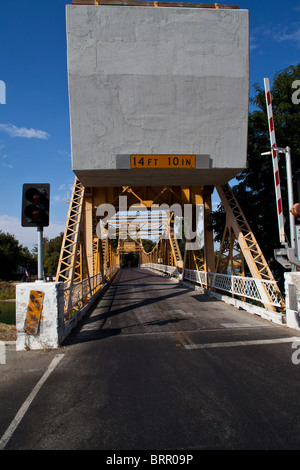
[
  {"left": 184, "top": 337, "right": 300, "bottom": 350},
  {"left": 0, "top": 354, "right": 64, "bottom": 450},
  {"left": 221, "top": 323, "right": 254, "bottom": 328}
]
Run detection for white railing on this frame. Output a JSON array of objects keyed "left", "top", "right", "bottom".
[
  {"left": 141, "top": 263, "right": 182, "bottom": 279},
  {"left": 183, "top": 269, "right": 282, "bottom": 308},
  {"left": 141, "top": 263, "right": 281, "bottom": 308}
]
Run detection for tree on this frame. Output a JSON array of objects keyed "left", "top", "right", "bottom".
[
  {"left": 32, "top": 233, "right": 64, "bottom": 276},
  {"left": 212, "top": 64, "right": 300, "bottom": 284},
  {"left": 43, "top": 233, "right": 64, "bottom": 275},
  {"left": 142, "top": 239, "right": 156, "bottom": 253},
  {"left": 0, "top": 231, "right": 35, "bottom": 280}
]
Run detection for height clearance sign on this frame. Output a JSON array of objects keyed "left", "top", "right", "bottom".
[{"left": 130, "top": 154, "right": 196, "bottom": 169}]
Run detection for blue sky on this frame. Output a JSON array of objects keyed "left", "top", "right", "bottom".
[{"left": 0, "top": 0, "right": 299, "bottom": 248}]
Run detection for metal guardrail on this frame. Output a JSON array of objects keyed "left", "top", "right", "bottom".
[
  {"left": 141, "top": 263, "right": 282, "bottom": 308},
  {"left": 63, "top": 265, "right": 120, "bottom": 320},
  {"left": 184, "top": 269, "right": 282, "bottom": 308},
  {"left": 141, "top": 263, "right": 182, "bottom": 279},
  {"left": 106, "top": 264, "right": 120, "bottom": 279}
]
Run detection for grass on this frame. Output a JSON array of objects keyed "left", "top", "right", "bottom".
[
  {"left": 0, "top": 323, "right": 16, "bottom": 342},
  {"left": 0, "top": 281, "right": 16, "bottom": 300}
]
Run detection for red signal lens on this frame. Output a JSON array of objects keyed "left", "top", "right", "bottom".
[
  {"left": 25, "top": 188, "right": 41, "bottom": 203},
  {"left": 32, "top": 194, "right": 41, "bottom": 204},
  {"left": 31, "top": 209, "right": 40, "bottom": 220},
  {"left": 24, "top": 205, "right": 40, "bottom": 220}
]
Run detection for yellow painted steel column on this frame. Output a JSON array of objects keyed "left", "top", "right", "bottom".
[
  {"left": 202, "top": 186, "right": 215, "bottom": 273},
  {"left": 83, "top": 194, "right": 94, "bottom": 279}
]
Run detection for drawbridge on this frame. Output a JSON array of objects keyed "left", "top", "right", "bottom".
[
  {"left": 17, "top": 1, "right": 298, "bottom": 353},
  {"left": 56, "top": 178, "right": 284, "bottom": 323},
  {"left": 49, "top": 0, "right": 284, "bottom": 343}
]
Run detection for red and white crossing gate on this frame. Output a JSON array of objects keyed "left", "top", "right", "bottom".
[{"left": 264, "top": 77, "right": 285, "bottom": 245}]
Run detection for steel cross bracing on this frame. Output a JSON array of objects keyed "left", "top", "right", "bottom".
[
  {"left": 56, "top": 177, "right": 85, "bottom": 285},
  {"left": 55, "top": 177, "right": 87, "bottom": 317},
  {"left": 216, "top": 184, "right": 284, "bottom": 309},
  {"left": 56, "top": 180, "right": 284, "bottom": 320}
]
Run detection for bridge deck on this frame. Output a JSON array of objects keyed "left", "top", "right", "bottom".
[
  {"left": 69, "top": 268, "right": 283, "bottom": 344},
  {"left": 3, "top": 268, "right": 300, "bottom": 450},
  {"left": 60, "top": 269, "right": 300, "bottom": 449}
]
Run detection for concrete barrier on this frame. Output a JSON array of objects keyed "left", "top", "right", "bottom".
[
  {"left": 16, "top": 270, "right": 120, "bottom": 351},
  {"left": 16, "top": 282, "right": 65, "bottom": 351},
  {"left": 284, "top": 272, "right": 300, "bottom": 331}
]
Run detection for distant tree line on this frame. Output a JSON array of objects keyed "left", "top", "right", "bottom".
[{"left": 0, "top": 231, "right": 63, "bottom": 281}]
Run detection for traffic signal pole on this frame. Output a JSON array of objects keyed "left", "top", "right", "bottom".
[
  {"left": 21, "top": 184, "right": 50, "bottom": 280},
  {"left": 37, "top": 226, "right": 44, "bottom": 281}
]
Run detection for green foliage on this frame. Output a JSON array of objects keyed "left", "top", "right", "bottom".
[
  {"left": 31, "top": 232, "right": 64, "bottom": 276},
  {"left": 142, "top": 239, "right": 157, "bottom": 253},
  {"left": 0, "top": 282, "right": 16, "bottom": 300},
  {"left": 0, "top": 231, "right": 64, "bottom": 280},
  {"left": 0, "top": 231, "right": 35, "bottom": 280},
  {"left": 43, "top": 233, "right": 63, "bottom": 275},
  {"left": 212, "top": 64, "right": 300, "bottom": 284},
  {"left": 121, "top": 253, "right": 139, "bottom": 268}
]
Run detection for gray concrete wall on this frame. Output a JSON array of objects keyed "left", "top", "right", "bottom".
[
  {"left": 66, "top": 5, "right": 249, "bottom": 187},
  {"left": 285, "top": 272, "right": 300, "bottom": 331}
]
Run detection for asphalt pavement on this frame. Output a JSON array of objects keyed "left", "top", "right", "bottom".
[{"left": 1, "top": 268, "right": 300, "bottom": 451}]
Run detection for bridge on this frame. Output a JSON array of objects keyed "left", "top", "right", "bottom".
[{"left": 15, "top": 0, "right": 299, "bottom": 351}]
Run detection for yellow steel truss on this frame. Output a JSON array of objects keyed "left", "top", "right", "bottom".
[
  {"left": 56, "top": 177, "right": 85, "bottom": 285},
  {"left": 216, "top": 184, "right": 284, "bottom": 308},
  {"left": 56, "top": 179, "right": 284, "bottom": 315}
]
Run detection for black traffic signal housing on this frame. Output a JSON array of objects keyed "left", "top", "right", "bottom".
[{"left": 21, "top": 184, "right": 50, "bottom": 227}]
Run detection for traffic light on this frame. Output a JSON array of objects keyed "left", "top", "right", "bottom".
[{"left": 22, "top": 184, "right": 50, "bottom": 227}]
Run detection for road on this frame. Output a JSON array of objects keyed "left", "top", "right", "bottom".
[{"left": 1, "top": 267, "right": 300, "bottom": 451}]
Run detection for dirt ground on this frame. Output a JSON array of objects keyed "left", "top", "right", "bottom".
[{"left": 0, "top": 323, "right": 17, "bottom": 342}]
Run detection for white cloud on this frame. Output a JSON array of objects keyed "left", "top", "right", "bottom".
[
  {"left": 1, "top": 162, "right": 13, "bottom": 169},
  {"left": 58, "top": 149, "right": 71, "bottom": 159},
  {"left": 249, "top": 22, "right": 300, "bottom": 53},
  {"left": 276, "top": 27, "right": 300, "bottom": 47},
  {"left": 0, "top": 123, "right": 50, "bottom": 139},
  {"left": 0, "top": 214, "right": 65, "bottom": 249}
]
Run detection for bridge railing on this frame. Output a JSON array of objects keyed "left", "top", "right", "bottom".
[
  {"left": 141, "top": 262, "right": 182, "bottom": 279},
  {"left": 106, "top": 264, "right": 120, "bottom": 279},
  {"left": 63, "top": 265, "right": 120, "bottom": 321},
  {"left": 184, "top": 269, "right": 282, "bottom": 308},
  {"left": 141, "top": 263, "right": 282, "bottom": 308}
]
